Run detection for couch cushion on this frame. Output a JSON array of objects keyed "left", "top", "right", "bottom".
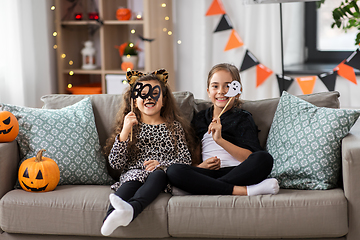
[
  {"left": 41, "top": 94, "right": 123, "bottom": 149},
  {"left": 168, "top": 188, "right": 347, "bottom": 238},
  {"left": 41, "top": 91, "right": 195, "bottom": 149},
  {"left": 267, "top": 92, "right": 360, "bottom": 190},
  {"left": 241, "top": 91, "right": 341, "bottom": 149},
  {"left": 0, "top": 98, "right": 113, "bottom": 186},
  {"left": 0, "top": 186, "right": 171, "bottom": 238}
]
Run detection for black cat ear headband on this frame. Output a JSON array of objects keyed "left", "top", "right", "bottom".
[{"left": 126, "top": 68, "right": 168, "bottom": 87}]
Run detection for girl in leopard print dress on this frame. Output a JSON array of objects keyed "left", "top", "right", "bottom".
[{"left": 101, "top": 69, "right": 194, "bottom": 236}]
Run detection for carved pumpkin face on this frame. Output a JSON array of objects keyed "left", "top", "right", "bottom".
[
  {"left": 0, "top": 111, "right": 19, "bottom": 142},
  {"left": 18, "top": 149, "right": 60, "bottom": 192},
  {"left": 116, "top": 8, "right": 131, "bottom": 20}
]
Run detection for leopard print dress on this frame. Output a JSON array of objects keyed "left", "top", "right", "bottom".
[{"left": 108, "top": 120, "right": 191, "bottom": 191}]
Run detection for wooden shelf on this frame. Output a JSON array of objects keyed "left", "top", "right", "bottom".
[
  {"left": 61, "top": 21, "right": 101, "bottom": 26},
  {"left": 55, "top": 0, "right": 175, "bottom": 94},
  {"left": 63, "top": 69, "right": 102, "bottom": 74},
  {"left": 103, "top": 20, "right": 144, "bottom": 25}
]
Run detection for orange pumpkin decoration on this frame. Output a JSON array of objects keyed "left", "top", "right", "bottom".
[
  {"left": 116, "top": 8, "right": 131, "bottom": 20},
  {"left": 18, "top": 149, "right": 60, "bottom": 192},
  {"left": 121, "top": 61, "right": 134, "bottom": 71},
  {"left": 0, "top": 111, "right": 19, "bottom": 142}
]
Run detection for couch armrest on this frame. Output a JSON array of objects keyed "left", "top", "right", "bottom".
[
  {"left": 0, "top": 141, "right": 19, "bottom": 199},
  {"left": 342, "top": 119, "right": 360, "bottom": 240}
]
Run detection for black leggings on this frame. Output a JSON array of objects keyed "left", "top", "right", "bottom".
[
  {"left": 105, "top": 169, "right": 167, "bottom": 221},
  {"left": 167, "top": 151, "right": 273, "bottom": 195}
]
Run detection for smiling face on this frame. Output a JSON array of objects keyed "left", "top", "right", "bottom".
[
  {"left": 0, "top": 111, "right": 19, "bottom": 142},
  {"left": 207, "top": 70, "right": 236, "bottom": 115},
  {"left": 18, "top": 150, "right": 60, "bottom": 193},
  {"left": 135, "top": 79, "right": 164, "bottom": 124}
]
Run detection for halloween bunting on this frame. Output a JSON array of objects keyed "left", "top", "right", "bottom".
[
  {"left": 334, "top": 61, "right": 357, "bottom": 85},
  {"left": 276, "top": 75, "right": 294, "bottom": 93},
  {"left": 206, "top": 0, "right": 360, "bottom": 94},
  {"left": 214, "top": 14, "right": 233, "bottom": 32},
  {"left": 345, "top": 49, "right": 360, "bottom": 70},
  {"left": 318, "top": 71, "right": 338, "bottom": 92}
]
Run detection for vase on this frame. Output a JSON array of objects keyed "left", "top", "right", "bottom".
[{"left": 121, "top": 55, "right": 138, "bottom": 71}]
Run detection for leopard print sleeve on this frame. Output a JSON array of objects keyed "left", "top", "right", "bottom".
[{"left": 108, "top": 134, "right": 129, "bottom": 170}]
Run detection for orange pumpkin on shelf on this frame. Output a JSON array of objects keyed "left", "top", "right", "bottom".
[
  {"left": 121, "top": 61, "right": 134, "bottom": 71},
  {"left": 0, "top": 111, "right": 19, "bottom": 142},
  {"left": 18, "top": 149, "right": 60, "bottom": 192},
  {"left": 116, "top": 7, "right": 132, "bottom": 20}
]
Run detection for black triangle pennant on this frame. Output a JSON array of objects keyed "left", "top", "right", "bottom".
[
  {"left": 344, "top": 49, "right": 360, "bottom": 70},
  {"left": 214, "top": 14, "right": 233, "bottom": 33},
  {"left": 276, "top": 74, "right": 294, "bottom": 93},
  {"left": 318, "top": 71, "right": 338, "bottom": 91},
  {"left": 240, "top": 50, "right": 260, "bottom": 72}
]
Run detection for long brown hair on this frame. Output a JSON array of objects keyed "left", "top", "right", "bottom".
[
  {"left": 207, "top": 63, "right": 244, "bottom": 107},
  {"left": 103, "top": 74, "right": 195, "bottom": 158}
]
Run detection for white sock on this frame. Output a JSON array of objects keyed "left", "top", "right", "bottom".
[
  {"left": 247, "top": 178, "right": 279, "bottom": 196},
  {"left": 101, "top": 194, "right": 134, "bottom": 236}
]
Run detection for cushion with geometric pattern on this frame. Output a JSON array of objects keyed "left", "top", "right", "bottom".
[
  {"left": 0, "top": 98, "right": 114, "bottom": 185},
  {"left": 266, "top": 91, "right": 360, "bottom": 190}
]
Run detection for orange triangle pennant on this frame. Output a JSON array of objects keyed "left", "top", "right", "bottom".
[
  {"left": 206, "top": 0, "right": 226, "bottom": 16},
  {"left": 334, "top": 61, "right": 357, "bottom": 85},
  {"left": 256, "top": 64, "right": 273, "bottom": 87},
  {"left": 296, "top": 76, "right": 317, "bottom": 95},
  {"left": 224, "top": 30, "right": 243, "bottom": 51}
]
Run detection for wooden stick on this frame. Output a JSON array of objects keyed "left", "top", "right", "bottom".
[
  {"left": 130, "top": 100, "right": 133, "bottom": 142},
  {"left": 218, "top": 97, "right": 234, "bottom": 118}
]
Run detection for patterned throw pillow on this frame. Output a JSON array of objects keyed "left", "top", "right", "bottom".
[
  {"left": 0, "top": 98, "right": 114, "bottom": 185},
  {"left": 266, "top": 91, "right": 360, "bottom": 190}
]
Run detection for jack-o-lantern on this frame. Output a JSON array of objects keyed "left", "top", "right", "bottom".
[
  {"left": 18, "top": 149, "right": 60, "bottom": 192},
  {"left": 116, "top": 8, "right": 131, "bottom": 20},
  {"left": 0, "top": 111, "right": 19, "bottom": 142}
]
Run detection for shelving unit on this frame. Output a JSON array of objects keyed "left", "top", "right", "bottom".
[{"left": 54, "top": 0, "right": 174, "bottom": 94}]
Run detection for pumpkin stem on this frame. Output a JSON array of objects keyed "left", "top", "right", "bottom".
[{"left": 35, "top": 149, "right": 46, "bottom": 162}]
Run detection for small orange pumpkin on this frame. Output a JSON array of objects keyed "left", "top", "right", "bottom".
[
  {"left": 116, "top": 8, "right": 131, "bottom": 21},
  {"left": 121, "top": 61, "right": 134, "bottom": 71},
  {"left": 0, "top": 111, "right": 19, "bottom": 142},
  {"left": 18, "top": 149, "right": 60, "bottom": 192}
]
